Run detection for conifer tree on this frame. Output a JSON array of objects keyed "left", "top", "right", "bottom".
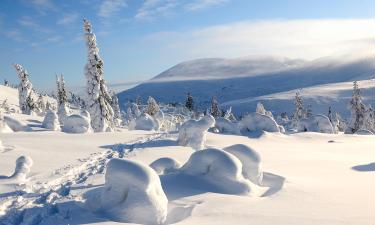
[
  {"left": 348, "top": 81, "right": 366, "bottom": 133},
  {"left": 146, "top": 96, "right": 160, "bottom": 116},
  {"left": 111, "top": 91, "right": 122, "bottom": 126},
  {"left": 256, "top": 102, "right": 266, "bottom": 115},
  {"left": 210, "top": 96, "right": 221, "bottom": 118},
  {"left": 13, "top": 64, "right": 35, "bottom": 115},
  {"left": 185, "top": 92, "right": 194, "bottom": 111},
  {"left": 56, "top": 74, "right": 69, "bottom": 124},
  {"left": 83, "top": 19, "right": 114, "bottom": 132},
  {"left": 37, "top": 94, "right": 46, "bottom": 114}
]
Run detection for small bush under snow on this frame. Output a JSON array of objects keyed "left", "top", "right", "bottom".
[
  {"left": 214, "top": 117, "right": 241, "bottom": 135},
  {"left": 297, "top": 114, "right": 334, "bottom": 134},
  {"left": 180, "top": 148, "right": 253, "bottom": 195},
  {"left": 150, "top": 157, "right": 181, "bottom": 175},
  {"left": 100, "top": 158, "right": 168, "bottom": 225},
  {"left": 239, "top": 113, "right": 281, "bottom": 133},
  {"left": 129, "top": 113, "right": 158, "bottom": 131},
  {"left": 178, "top": 115, "right": 215, "bottom": 150},
  {"left": 4, "top": 116, "right": 31, "bottom": 132},
  {"left": 42, "top": 110, "right": 60, "bottom": 131},
  {"left": 223, "top": 144, "right": 263, "bottom": 185},
  {"left": 62, "top": 113, "right": 92, "bottom": 134}
]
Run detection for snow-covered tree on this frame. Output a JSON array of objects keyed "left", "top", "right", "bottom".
[
  {"left": 36, "top": 94, "right": 46, "bottom": 114},
  {"left": 210, "top": 96, "right": 221, "bottom": 118},
  {"left": 56, "top": 74, "right": 70, "bottom": 124},
  {"left": 348, "top": 81, "right": 366, "bottom": 133},
  {"left": 13, "top": 64, "right": 35, "bottom": 115},
  {"left": 256, "top": 102, "right": 266, "bottom": 115},
  {"left": 1, "top": 99, "right": 10, "bottom": 114},
  {"left": 224, "top": 106, "right": 237, "bottom": 121},
  {"left": 185, "top": 92, "right": 194, "bottom": 111},
  {"left": 364, "top": 104, "right": 375, "bottom": 132},
  {"left": 83, "top": 19, "right": 114, "bottom": 132},
  {"left": 4, "top": 79, "right": 9, "bottom": 87},
  {"left": 111, "top": 92, "right": 122, "bottom": 126},
  {"left": 146, "top": 96, "right": 160, "bottom": 116},
  {"left": 293, "top": 91, "right": 304, "bottom": 122}
]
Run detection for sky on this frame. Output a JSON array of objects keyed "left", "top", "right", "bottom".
[{"left": 2, "top": 0, "right": 375, "bottom": 92}]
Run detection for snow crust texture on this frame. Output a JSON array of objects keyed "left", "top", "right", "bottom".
[
  {"left": 178, "top": 115, "right": 215, "bottom": 150},
  {"left": 100, "top": 158, "right": 168, "bottom": 225}
]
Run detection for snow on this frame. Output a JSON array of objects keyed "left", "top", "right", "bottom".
[
  {"left": 355, "top": 129, "right": 374, "bottom": 135},
  {"left": 62, "top": 114, "right": 92, "bottom": 133},
  {"left": 223, "top": 144, "right": 263, "bottom": 185},
  {"left": 42, "top": 110, "right": 60, "bottom": 131},
  {"left": 180, "top": 148, "right": 255, "bottom": 195},
  {"left": 150, "top": 157, "right": 181, "bottom": 175},
  {"left": 214, "top": 117, "right": 241, "bottom": 135},
  {"left": 178, "top": 115, "right": 215, "bottom": 150},
  {"left": 95, "top": 158, "right": 168, "bottom": 224},
  {"left": 297, "top": 114, "right": 334, "bottom": 133},
  {"left": 4, "top": 115, "right": 32, "bottom": 132},
  {"left": 239, "top": 112, "right": 280, "bottom": 133},
  {"left": 129, "top": 113, "right": 158, "bottom": 131}
]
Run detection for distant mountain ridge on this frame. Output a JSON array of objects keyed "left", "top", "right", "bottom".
[{"left": 118, "top": 54, "right": 375, "bottom": 114}]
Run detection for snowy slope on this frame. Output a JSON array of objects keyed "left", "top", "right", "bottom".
[
  {"left": 118, "top": 54, "right": 375, "bottom": 113},
  {"left": 222, "top": 79, "right": 375, "bottom": 117}
]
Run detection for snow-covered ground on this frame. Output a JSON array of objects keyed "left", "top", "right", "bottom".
[{"left": 2, "top": 125, "right": 375, "bottom": 224}]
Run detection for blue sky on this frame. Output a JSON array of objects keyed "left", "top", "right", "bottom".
[{"left": 2, "top": 0, "right": 375, "bottom": 92}]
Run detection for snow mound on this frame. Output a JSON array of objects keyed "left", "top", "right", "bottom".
[
  {"left": 62, "top": 114, "right": 92, "bottom": 133},
  {"left": 100, "top": 158, "right": 168, "bottom": 225},
  {"left": 223, "top": 144, "right": 263, "bottom": 185},
  {"left": 0, "top": 114, "right": 13, "bottom": 133},
  {"left": 355, "top": 129, "right": 374, "bottom": 135},
  {"left": 4, "top": 116, "right": 32, "bottom": 132},
  {"left": 215, "top": 117, "right": 241, "bottom": 135},
  {"left": 178, "top": 115, "right": 215, "bottom": 150},
  {"left": 239, "top": 113, "right": 280, "bottom": 133},
  {"left": 129, "top": 113, "right": 158, "bottom": 131},
  {"left": 0, "top": 156, "right": 34, "bottom": 182},
  {"left": 180, "top": 148, "right": 253, "bottom": 195},
  {"left": 150, "top": 157, "right": 181, "bottom": 175},
  {"left": 42, "top": 110, "right": 61, "bottom": 131},
  {"left": 297, "top": 114, "right": 334, "bottom": 133}
]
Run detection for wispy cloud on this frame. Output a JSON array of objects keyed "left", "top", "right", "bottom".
[
  {"left": 185, "top": 0, "right": 229, "bottom": 11},
  {"left": 4, "top": 29, "right": 26, "bottom": 42},
  {"left": 18, "top": 16, "right": 50, "bottom": 33},
  {"left": 57, "top": 13, "right": 79, "bottom": 26},
  {"left": 135, "top": 0, "right": 178, "bottom": 20},
  {"left": 27, "top": 0, "right": 56, "bottom": 13},
  {"left": 143, "top": 19, "right": 375, "bottom": 60},
  {"left": 98, "top": 0, "right": 127, "bottom": 18}
]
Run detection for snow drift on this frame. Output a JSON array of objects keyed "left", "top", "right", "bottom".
[
  {"left": 4, "top": 116, "right": 31, "bottom": 132},
  {"left": 0, "top": 156, "right": 33, "bottom": 183},
  {"left": 297, "top": 114, "right": 334, "bottom": 134},
  {"left": 0, "top": 113, "right": 13, "bottom": 133},
  {"left": 150, "top": 157, "right": 181, "bottom": 175},
  {"left": 239, "top": 113, "right": 280, "bottom": 133},
  {"left": 223, "top": 144, "right": 263, "bottom": 185},
  {"left": 62, "top": 114, "right": 92, "bottom": 134},
  {"left": 129, "top": 113, "right": 158, "bottom": 131},
  {"left": 100, "top": 158, "right": 168, "bottom": 225},
  {"left": 42, "top": 110, "right": 61, "bottom": 131},
  {"left": 178, "top": 115, "right": 215, "bottom": 150},
  {"left": 180, "top": 148, "right": 253, "bottom": 195},
  {"left": 214, "top": 117, "right": 241, "bottom": 135}
]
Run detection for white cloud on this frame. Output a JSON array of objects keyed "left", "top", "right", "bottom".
[
  {"left": 98, "top": 0, "right": 127, "bottom": 18},
  {"left": 18, "top": 16, "right": 50, "bottom": 33},
  {"left": 135, "top": 0, "right": 178, "bottom": 20},
  {"left": 57, "top": 13, "right": 79, "bottom": 25},
  {"left": 186, "top": 0, "right": 229, "bottom": 11},
  {"left": 4, "top": 29, "right": 26, "bottom": 42},
  {"left": 143, "top": 19, "right": 375, "bottom": 60}
]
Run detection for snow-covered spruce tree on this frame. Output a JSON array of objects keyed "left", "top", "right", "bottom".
[
  {"left": 1, "top": 99, "right": 10, "bottom": 114},
  {"left": 210, "top": 96, "right": 221, "bottom": 118},
  {"left": 348, "top": 81, "right": 366, "bottom": 133},
  {"left": 292, "top": 91, "right": 306, "bottom": 126},
  {"left": 256, "top": 102, "right": 266, "bottom": 115},
  {"left": 185, "top": 92, "right": 194, "bottom": 111},
  {"left": 364, "top": 104, "right": 375, "bottom": 132},
  {"left": 224, "top": 106, "right": 237, "bottom": 121},
  {"left": 83, "top": 19, "right": 114, "bottom": 132},
  {"left": 111, "top": 91, "right": 122, "bottom": 126},
  {"left": 36, "top": 94, "right": 46, "bottom": 114},
  {"left": 13, "top": 64, "right": 35, "bottom": 115},
  {"left": 56, "top": 74, "right": 70, "bottom": 124},
  {"left": 146, "top": 96, "right": 160, "bottom": 116}
]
